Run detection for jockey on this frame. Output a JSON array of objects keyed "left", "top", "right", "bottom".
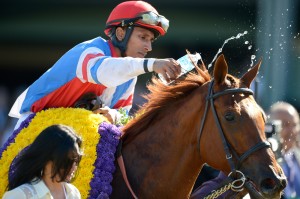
[{"left": 9, "top": 1, "right": 181, "bottom": 126}]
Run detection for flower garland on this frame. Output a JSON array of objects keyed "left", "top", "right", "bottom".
[
  {"left": 0, "top": 113, "right": 36, "bottom": 195},
  {"left": 0, "top": 108, "right": 121, "bottom": 199},
  {"left": 89, "top": 122, "right": 121, "bottom": 198},
  {"left": 0, "top": 113, "right": 36, "bottom": 159}
]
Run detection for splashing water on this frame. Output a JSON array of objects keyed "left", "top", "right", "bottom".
[
  {"left": 208, "top": 31, "right": 249, "bottom": 69},
  {"left": 250, "top": 55, "right": 256, "bottom": 67}
]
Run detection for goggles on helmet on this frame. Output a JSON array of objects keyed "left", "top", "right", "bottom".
[
  {"left": 136, "top": 11, "right": 169, "bottom": 33},
  {"left": 107, "top": 11, "right": 169, "bottom": 33}
]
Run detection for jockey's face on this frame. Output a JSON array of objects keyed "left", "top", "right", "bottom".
[{"left": 125, "top": 26, "right": 154, "bottom": 58}]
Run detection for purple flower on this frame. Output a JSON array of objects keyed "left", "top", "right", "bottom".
[
  {"left": 0, "top": 114, "right": 35, "bottom": 159},
  {"left": 88, "top": 122, "right": 121, "bottom": 199}
]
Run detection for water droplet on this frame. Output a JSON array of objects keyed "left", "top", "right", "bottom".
[
  {"left": 208, "top": 31, "right": 249, "bottom": 69},
  {"left": 245, "top": 41, "right": 249, "bottom": 44},
  {"left": 270, "top": 48, "right": 273, "bottom": 51},
  {"left": 251, "top": 55, "right": 256, "bottom": 59},
  {"left": 269, "top": 86, "right": 272, "bottom": 89},
  {"left": 248, "top": 45, "right": 252, "bottom": 50},
  {"left": 261, "top": 75, "right": 264, "bottom": 79},
  {"left": 269, "top": 34, "right": 272, "bottom": 37}
]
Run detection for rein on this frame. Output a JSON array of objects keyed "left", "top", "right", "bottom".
[{"left": 197, "top": 79, "right": 270, "bottom": 197}]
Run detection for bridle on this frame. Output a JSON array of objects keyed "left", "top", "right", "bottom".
[
  {"left": 197, "top": 79, "right": 271, "bottom": 192},
  {"left": 119, "top": 79, "right": 271, "bottom": 199}
]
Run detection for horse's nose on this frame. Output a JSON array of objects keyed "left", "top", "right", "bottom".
[
  {"left": 260, "top": 176, "right": 287, "bottom": 195},
  {"left": 281, "top": 177, "right": 287, "bottom": 188}
]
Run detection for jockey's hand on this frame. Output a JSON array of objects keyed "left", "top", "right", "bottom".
[
  {"left": 153, "top": 58, "right": 181, "bottom": 82},
  {"left": 93, "top": 106, "right": 119, "bottom": 124}
]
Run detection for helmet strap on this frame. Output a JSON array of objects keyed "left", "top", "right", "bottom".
[{"left": 111, "top": 26, "right": 134, "bottom": 57}]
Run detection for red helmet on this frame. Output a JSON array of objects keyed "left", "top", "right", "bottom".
[{"left": 104, "top": 1, "right": 169, "bottom": 37}]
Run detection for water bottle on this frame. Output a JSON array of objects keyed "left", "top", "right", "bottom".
[{"left": 158, "top": 52, "right": 201, "bottom": 84}]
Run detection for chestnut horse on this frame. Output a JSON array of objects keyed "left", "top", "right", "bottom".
[{"left": 110, "top": 55, "right": 286, "bottom": 198}]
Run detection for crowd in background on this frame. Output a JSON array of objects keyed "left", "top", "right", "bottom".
[{"left": 268, "top": 102, "right": 300, "bottom": 198}]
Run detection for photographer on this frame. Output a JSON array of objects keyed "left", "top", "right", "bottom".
[
  {"left": 269, "top": 101, "right": 300, "bottom": 199},
  {"left": 264, "top": 120, "right": 282, "bottom": 159}
]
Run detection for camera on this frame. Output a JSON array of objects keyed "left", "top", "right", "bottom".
[
  {"left": 265, "top": 120, "right": 282, "bottom": 154},
  {"left": 265, "top": 120, "right": 282, "bottom": 138}
]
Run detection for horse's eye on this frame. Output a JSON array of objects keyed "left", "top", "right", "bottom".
[{"left": 225, "top": 112, "right": 235, "bottom": 121}]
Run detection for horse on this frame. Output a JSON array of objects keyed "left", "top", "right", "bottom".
[
  {"left": 110, "top": 54, "right": 287, "bottom": 198},
  {"left": 0, "top": 54, "right": 286, "bottom": 199}
]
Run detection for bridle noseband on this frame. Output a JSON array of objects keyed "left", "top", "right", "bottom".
[{"left": 197, "top": 79, "right": 271, "bottom": 176}]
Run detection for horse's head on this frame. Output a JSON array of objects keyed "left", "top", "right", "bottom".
[
  {"left": 117, "top": 54, "right": 287, "bottom": 198},
  {"left": 200, "top": 54, "right": 286, "bottom": 198}
]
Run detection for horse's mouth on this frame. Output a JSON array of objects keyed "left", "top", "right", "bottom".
[
  {"left": 244, "top": 179, "right": 264, "bottom": 199},
  {"left": 244, "top": 178, "right": 282, "bottom": 199}
]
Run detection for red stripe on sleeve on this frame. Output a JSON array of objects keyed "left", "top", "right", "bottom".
[
  {"left": 82, "top": 53, "right": 104, "bottom": 81},
  {"left": 113, "top": 94, "right": 133, "bottom": 109}
]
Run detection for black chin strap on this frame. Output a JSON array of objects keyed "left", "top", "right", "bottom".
[{"left": 111, "top": 26, "right": 134, "bottom": 57}]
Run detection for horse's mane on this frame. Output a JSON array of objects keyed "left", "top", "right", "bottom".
[{"left": 122, "top": 66, "right": 211, "bottom": 145}]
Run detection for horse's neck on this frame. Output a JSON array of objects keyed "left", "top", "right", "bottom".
[{"left": 117, "top": 90, "right": 206, "bottom": 197}]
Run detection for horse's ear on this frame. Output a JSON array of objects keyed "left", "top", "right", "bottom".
[
  {"left": 241, "top": 58, "right": 262, "bottom": 88},
  {"left": 213, "top": 54, "right": 228, "bottom": 85}
]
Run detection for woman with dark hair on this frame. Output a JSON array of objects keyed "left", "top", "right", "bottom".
[{"left": 3, "top": 124, "right": 83, "bottom": 199}]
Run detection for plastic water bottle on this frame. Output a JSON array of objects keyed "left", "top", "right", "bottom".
[{"left": 158, "top": 52, "right": 201, "bottom": 84}]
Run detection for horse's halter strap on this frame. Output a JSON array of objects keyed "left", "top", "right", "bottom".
[{"left": 197, "top": 79, "right": 271, "bottom": 172}]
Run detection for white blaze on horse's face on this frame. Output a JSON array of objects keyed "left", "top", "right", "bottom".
[{"left": 233, "top": 100, "right": 241, "bottom": 114}]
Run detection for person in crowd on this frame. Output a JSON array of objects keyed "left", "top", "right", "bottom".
[
  {"left": 9, "top": 1, "right": 181, "bottom": 127},
  {"left": 3, "top": 124, "right": 82, "bottom": 199},
  {"left": 269, "top": 101, "right": 300, "bottom": 199}
]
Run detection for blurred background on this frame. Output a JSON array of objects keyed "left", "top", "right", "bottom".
[{"left": 0, "top": 0, "right": 300, "bottom": 145}]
